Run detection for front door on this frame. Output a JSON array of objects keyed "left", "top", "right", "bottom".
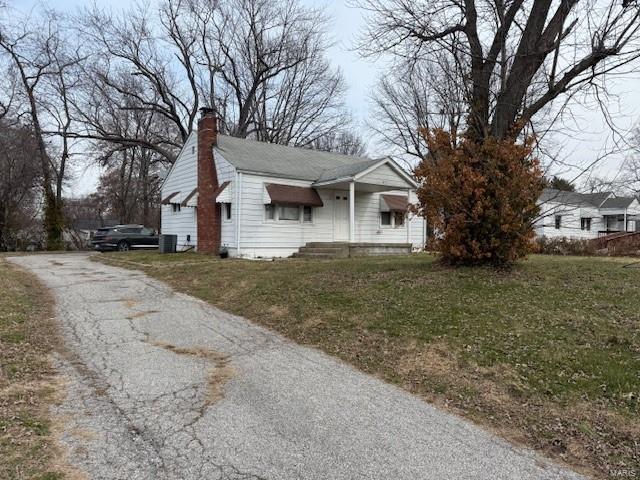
[{"left": 333, "top": 191, "right": 349, "bottom": 241}]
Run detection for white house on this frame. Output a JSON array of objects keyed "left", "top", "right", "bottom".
[
  {"left": 535, "top": 188, "right": 640, "bottom": 239},
  {"left": 160, "top": 109, "right": 426, "bottom": 258}
]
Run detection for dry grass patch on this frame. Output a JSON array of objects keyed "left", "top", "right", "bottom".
[
  {"left": 151, "top": 341, "right": 234, "bottom": 406},
  {"left": 125, "top": 310, "right": 160, "bottom": 320},
  {"left": 0, "top": 258, "right": 70, "bottom": 480}
]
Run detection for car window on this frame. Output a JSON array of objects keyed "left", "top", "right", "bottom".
[
  {"left": 119, "top": 227, "right": 142, "bottom": 234},
  {"left": 141, "top": 228, "right": 154, "bottom": 235}
]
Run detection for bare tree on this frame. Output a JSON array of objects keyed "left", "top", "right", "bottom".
[
  {"left": 369, "top": 56, "right": 465, "bottom": 162},
  {"left": 356, "top": 0, "right": 640, "bottom": 265},
  {"left": 74, "top": 0, "right": 353, "bottom": 162},
  {"left": 0, "top": 8, "right": 83, "bottom": 249},
  {"left": 94, "top": 151, "right": 164, "bottom": 230},
  {"left": 356, "top": 0, "right": 640, "bottom": 143},
  {"left": 252, "top": 54, "right": 352, "bottom": 148},
  {"left": 0, "top": 121, "right": 42, "bottom": 250},
  {"left": 308, "top": 131, "right": 368, "bottom": 156},
  {"left": 618, "top": 126, "right": 640, "bottom": 197}
]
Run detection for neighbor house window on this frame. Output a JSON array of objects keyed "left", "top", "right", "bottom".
[
  {"left": 581, "top": 217, "right": 591, "bottom": 231},
  {"left": 380, "top": 211, "right": 392, "bottom": 226},
  {"left": 172, "top": 203, "right": 181, "bottom": 213},
  {"left": 265, "top": 204, "right": 275, "bottom": 220},
  {"left": 303, "top": 206, "right": 313, "bottom": 223},
  {"left": 223, "top": 203, "right": 232, "bottom": 221},
  {"left": 554, "top": 215, "right": 562, "bottom": 229},
  {"left": 279, "top": 205, "right": 300, "bottom": 221}
]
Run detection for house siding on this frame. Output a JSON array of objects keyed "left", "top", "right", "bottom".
[
  {"left": 162, "top": 142, "right": 426, "bottom": 258},
  {"left": 216, "top": 152, "right": 237, "bottom": 250},
  {"left": 357, "top": 163, "right": 413, "bottom": 189},
  {"left": 536, "top": 201, "right": 604, "bottom": 240},
  {"left": 234, "top": 172, "right": 425, "bottom": 258},
  {"left": 536, "top": 197, "right": 640, "bottom": 240},
  {"left": 161, "top": 132, "right": 198, "bottom": 250}
]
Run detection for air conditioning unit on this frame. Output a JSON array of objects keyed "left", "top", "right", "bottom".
[{"left": 159, "top": 234, "right": 177, "bottom": 254}]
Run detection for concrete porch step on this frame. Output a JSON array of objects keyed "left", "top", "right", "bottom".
[
  {"left": 304, "top": 242, "right": 349, "bottom": 248},
  {"left": 295, "top": 252, "right": 343, "bottom": 259},
  {"left": 294, "top": 242, "right": 412, "bottom": 259},
  {"left": 298, "top": 246, "right": 349, "bottom": 254}
]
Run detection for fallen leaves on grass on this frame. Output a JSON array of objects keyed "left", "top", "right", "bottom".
[{"left": 0, "top": 259, "right": 74, "bottom": 480}]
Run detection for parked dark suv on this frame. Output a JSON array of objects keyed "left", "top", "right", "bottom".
[{"left": 92, "top": 225, "right": 159, "bottom": 252}]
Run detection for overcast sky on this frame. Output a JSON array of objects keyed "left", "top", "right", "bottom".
[{"left": 12, "top": 0, "right": 640, "bottom": 196}]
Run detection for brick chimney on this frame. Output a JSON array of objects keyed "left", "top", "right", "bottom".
[{"left": 197, "top": 108, "right": 221, "bottom": 253}]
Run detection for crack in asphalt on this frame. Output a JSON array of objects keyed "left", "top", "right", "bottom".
[{"left": 8, "top": 254, "right": 585, "bottom": 480}]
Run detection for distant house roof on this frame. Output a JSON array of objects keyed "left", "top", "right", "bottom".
[
  {"left": 600, "top": 196, "right": 636, "bottom": 209},
  {"left": 215, "top": 135, "right": 385, "bottom": 182},
  {"left": 539, "top": 188, "right": 612, "bottom": 207},
  {"left": 72, "top": 218, "right": 119, "bottom": 231}
]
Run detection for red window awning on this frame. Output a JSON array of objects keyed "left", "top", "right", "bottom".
[
  {"left": 180, "top": 188, "right": 198, "bottom": 207},
  {"left": 161, "top": 191, "right": 180, "bottom": 205},
  {"left": 265, "top": 184, "right": 323, "bottom": 207},
  {"left": 381, "top": 194, "right": 409, "bottom": 211},
  {"left": 213, "top": 181, "right": 230, "bottom": 200}
]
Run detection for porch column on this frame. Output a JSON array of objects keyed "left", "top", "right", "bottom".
[
  {"left": 406, "top": 188, "right": 412, "bottom": 244},
  {"left": 349, "top": 181, "right": 355, "bottom": 243}
]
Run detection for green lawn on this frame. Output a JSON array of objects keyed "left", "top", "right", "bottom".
[
  {"left": 0, "top": 258, "right": 66, "bottom": 480},
  {"left": 97, "top": 252, "right": 640, "bottom": 478}
]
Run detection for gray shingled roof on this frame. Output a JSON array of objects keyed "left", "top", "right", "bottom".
[
  {"left": 600, "top": 196, "right": 636, "bottom": 209},
  {"left": 539, "top": 188, "right": 612, "bottom": 207},
  {"left": 315, "top": 158, "right": 382, "bottom": 182},
  {"left": 215, "top": 135, "right": 378, "bottom": 181}
]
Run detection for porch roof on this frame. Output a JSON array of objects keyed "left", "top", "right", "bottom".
[{"left": 312, "top": 158, "right": 418, "bottom": 190}]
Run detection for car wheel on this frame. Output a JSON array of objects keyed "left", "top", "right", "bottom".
[{"left": 117, "top": 241, "right": 130, "bottom": 252}]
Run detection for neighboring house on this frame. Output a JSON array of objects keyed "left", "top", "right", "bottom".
[
  {"left": 64, "top": 218, "right": 119, "bottom": 249},
  {"left": 535, "top": 188, "right": 640, "bottom": 239},
  {"left": 160, "top": 109, "right": 426, "bottom": 258}
]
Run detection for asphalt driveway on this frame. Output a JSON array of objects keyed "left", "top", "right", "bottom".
[{"left": 8, "top": 253, "right": 584, "bottom": 480}]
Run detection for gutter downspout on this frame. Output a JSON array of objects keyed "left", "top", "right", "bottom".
[
  {"left": 236, "top": 171, "right": 242, "bottom": 257},
  {"left": 406, "top": 188, "right": 411, "bottom": 246}
]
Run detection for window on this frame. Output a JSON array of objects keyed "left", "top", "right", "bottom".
[
  {"left": 172, "top": 203, "right": 181, "bottom": 213},
  {"left": 141, "top": 228, "right": 155, "bottom": 236},
  {"left": 223, "top": 203, "right": 232, "bottom": 221},
  {"left": 303, "top": 206, "right": 313, "bottom": 223},
  {"left": 118, "top": 227, "right": 141, "bottom": 234},
  {"left": 554, "top": 215, "right": 562, "bottom": 229},
  {"left": 580, "top": 217, "right": 591, "bottom": 231},
  {"left": 381, "top": 211, "right": 406, "bottom": 228},
  {"left": 265, "top": 204, "right": 275, "bottom": 220},
  {"left": 191, "top": 146, "right": 195, "bottom": 154},
  {"left": 279, "top": 205, "right": 300, "bottom": 221}
]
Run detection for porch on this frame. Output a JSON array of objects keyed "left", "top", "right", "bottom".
[
  {"left": 598, "top": 213, "right": 640, "bottom": 236},
  {"left": 310, "top": 156, "right": 420, "bottom": 245}
]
